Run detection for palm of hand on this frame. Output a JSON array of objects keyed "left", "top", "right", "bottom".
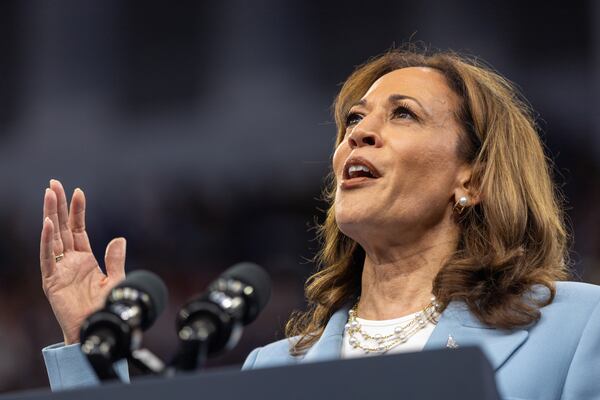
[{"left": 43, "top": 252, "right": 114, "bottom": 343}]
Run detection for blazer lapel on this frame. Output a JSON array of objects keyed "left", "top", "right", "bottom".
[
  {"left": 424, "top": 301, "right": 529, "bottom": 370},
  {"left": 301, "top": 307, "right": 349, "bottom": 364}
]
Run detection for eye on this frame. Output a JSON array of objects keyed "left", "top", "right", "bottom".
[
  {"left": 345, "top": 112, "right": 363, "bottom": 127},
  {"left": 392, "top": 104, "right": 418, "bottom": 121}
]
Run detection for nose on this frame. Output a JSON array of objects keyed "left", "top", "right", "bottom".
[{"left": 347, "top": 121, "right": 383, "bottom": 149}]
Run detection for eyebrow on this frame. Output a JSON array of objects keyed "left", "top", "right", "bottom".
[{"left": 351, "top": 94, "right": 430, "bottom": 117}]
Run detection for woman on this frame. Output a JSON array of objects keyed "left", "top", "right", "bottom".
[{"left": 41, "top": 49, "right": 600, "bottom": 399}]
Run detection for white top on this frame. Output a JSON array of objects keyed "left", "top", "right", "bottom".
[{"left": 341, "top": 311, "right": 436, "bottom": 359}]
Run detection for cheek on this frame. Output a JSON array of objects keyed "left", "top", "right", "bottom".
[
  {"left": 332, "top": 142, "right": 348, "bottom": 177},
  {"left": 389, "top": 141, "right": 461, "bottom": 198}
]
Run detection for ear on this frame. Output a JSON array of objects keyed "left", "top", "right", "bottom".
[{"left": 453, "top": 163, "right": 481, "bottom": 206}]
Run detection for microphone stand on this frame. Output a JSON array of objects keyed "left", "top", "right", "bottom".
[
  {"left": 166, "top": 319, "right": 216, "bottom": 375},
  {"left": 129, "top": 348, "right": 167, "bottom": 375},
  {"left": 81, "top": 333, "right": 121, "bottom": 381}
]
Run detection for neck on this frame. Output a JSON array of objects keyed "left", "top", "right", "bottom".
[{"left": 356, "top": 229, "right": 458, "bottom": 321}]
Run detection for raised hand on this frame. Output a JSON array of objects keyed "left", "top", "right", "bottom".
[{"left": 40, "top": 179, "right": 126, "bottom": 345}]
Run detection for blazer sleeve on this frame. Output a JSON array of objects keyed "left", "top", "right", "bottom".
[
  {"left": 560, "top": 297, "right": 600, "bottom": 400},
  {"left": 241, "top": 347, "right": 262, "bottom": 370},
  {"left": 42, "top": 342, "right": 130, "bottom": 391}
]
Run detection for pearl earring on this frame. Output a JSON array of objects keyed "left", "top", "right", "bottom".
[{"left": 454, "top": 196, "right": 469, "bottom": 214}]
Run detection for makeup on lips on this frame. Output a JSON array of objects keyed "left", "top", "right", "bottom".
[{"left": 340, "top": 156, "right": 381, "bottom": 189}]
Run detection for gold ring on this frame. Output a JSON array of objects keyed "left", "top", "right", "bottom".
[{"left": 55, "top": 253, "right": 64, "bottom": 262}]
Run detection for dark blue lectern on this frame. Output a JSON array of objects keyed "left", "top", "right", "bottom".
[{"left": 1, "top": 347, "right": 500, "bottom": 400}]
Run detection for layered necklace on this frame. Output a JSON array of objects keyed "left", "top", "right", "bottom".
[{"left": 345, "top": 296, "right": 442, "bottom": 354}]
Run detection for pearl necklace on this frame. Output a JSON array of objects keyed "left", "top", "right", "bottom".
[{"left": 344, "top": 296, "right": 442, "bottom": 354}]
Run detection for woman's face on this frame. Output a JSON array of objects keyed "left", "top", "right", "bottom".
[{"left": 332, "top": 67, "right": 470, "bottom": 247}]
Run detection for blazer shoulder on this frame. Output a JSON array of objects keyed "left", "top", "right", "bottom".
[
  {"left": 552, "top": 281, "right": 600, "bottom": 305},
  {"left": 242, "top": 336, "right": 302, "bottom": 370},
  {"left": 535, "top": 281, "right": 600, "bottom": 325}
]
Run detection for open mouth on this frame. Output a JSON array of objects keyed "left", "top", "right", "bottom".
[{"left": 343, "top": 157, "right": 381, "bottom": 181}]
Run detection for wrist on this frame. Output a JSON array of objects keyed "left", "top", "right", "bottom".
[{"left": 63, "top": 331, "right": 80, "bottom": 345}]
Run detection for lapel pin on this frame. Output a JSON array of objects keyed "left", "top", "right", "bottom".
[{"left": 446, "top": 335, "right": 459, "bottom": 349}]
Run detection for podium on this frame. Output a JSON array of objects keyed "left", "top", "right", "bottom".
[{"left": 3, "top": 347, "right": 500, "bottom": 400}]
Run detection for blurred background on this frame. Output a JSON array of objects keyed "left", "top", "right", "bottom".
[{"left": 0, "top": 0, "right": 598, "bottom": 393}]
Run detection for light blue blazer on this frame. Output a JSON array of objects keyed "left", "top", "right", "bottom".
[{"left": 43, "top": 281, "right": 600, "bottom": 400}]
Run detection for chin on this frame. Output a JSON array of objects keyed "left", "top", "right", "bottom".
[{"left": 335, "top": 211, "right": 372, "bottom": 240}]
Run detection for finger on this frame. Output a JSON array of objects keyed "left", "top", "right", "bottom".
[
  {"left": 40, "top": 217, "right": 57, "bottom": 279},
  {"left": 105, "top": 238, "right": 126, "bottom": 281},
  {"left": 43, "top": 188, "right": 64, "bottom": 256},
  {"left": 49, "top": 179, "right": 74, "bottom": 252},
  {"left": 68, "top": 188, "right": 92, "bottom": 252}
]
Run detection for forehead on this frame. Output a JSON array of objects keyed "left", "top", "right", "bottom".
[{"left": 361, "top": 67, "right": 459, "bottom": 114}]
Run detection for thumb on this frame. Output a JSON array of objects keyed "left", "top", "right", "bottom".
[{"left": 105, "top": 237, "right": 126, "bottom": 281}]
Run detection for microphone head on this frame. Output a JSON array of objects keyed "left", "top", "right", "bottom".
[
  {"left": 112, "top": 270, "right": 169, "bottom": 329},
  {"left": 219, "top": 262, "right": 271, "bottom": 324}
]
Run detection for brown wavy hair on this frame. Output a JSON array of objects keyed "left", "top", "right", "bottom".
[{"left": 285, "top": 47, "right": 570, "bottom": 355}]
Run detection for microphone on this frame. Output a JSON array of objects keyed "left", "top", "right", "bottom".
[
  {"left": 171, "top": 262, "right": 271, "bottom": 371},
  {"left": 80, "top": 270, "right": 168, "bottom": 380}
]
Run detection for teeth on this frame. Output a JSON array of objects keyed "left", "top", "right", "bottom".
[{"left": 348, "top": 164, "right": 372, "bottom": 176}]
